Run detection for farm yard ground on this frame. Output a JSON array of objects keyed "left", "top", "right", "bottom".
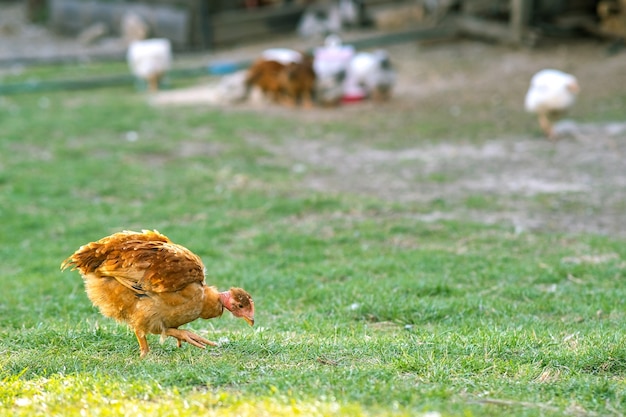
[
  {"left": 158, "top": 36, "right": 626, "bottom": 239},
  {"left": 4, "top": 4, "right": 625, "bottom": 236},
  {"left": 1, "top": 3, "right": 626, "bottom": 417}
]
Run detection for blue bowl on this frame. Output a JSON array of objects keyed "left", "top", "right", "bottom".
[{"left": 207, "top": 62, "right": 241, "bottom": 75}]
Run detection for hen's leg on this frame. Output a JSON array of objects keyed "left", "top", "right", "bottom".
[
  {"left": 538, "top": 113, "right": 554, "bottom": 140},
  {"left": 147, "top": 73, "right": 160, "bottom": 92},
  {"left": 283, "top": 95, "right": 297, "bottom": 107},
  {"left": 300, "top": 90, "right": 314, "bottom": 109},
  {"left": 164, "top": 328, "right": 218, "bottom": 350},
  {"left": 134, "top": 329, "right": 150, "bottom": 358}
]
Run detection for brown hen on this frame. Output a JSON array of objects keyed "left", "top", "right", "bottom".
[{"left": 61, "top": 230, "right": 254, "bottom": 358}]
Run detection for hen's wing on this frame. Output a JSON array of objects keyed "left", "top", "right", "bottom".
[
  {"left": 62, "top": 230, "right": 205, "bottom": 294},
  {"left": 98, "top": 241, "right": 205, "bottom": 294}
]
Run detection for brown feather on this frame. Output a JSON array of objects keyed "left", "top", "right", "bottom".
[{"left": 61, "top": 230, "right": 253, "bottom": 357}]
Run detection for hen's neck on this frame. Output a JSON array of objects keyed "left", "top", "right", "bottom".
[{"left": 199, "top": 286, "right": 224, "bottom": 319}]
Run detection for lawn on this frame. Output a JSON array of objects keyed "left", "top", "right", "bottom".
[{"left": 1, "top": 51, "right": 625, "bottom": 417}]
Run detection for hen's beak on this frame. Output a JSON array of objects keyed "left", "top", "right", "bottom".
[
  {"left": 243, "top": 316, "right": 254, "bottom": 326},
  {"left": 568, "top": 81, "right": 580, "bottom": 94}
]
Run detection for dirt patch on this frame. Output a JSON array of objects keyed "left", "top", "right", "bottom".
[{"left": 246, "top": 125, "right": 625, "bottom": 236}]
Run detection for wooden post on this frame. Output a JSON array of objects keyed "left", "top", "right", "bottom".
[
  {"left": 510, "top": 0, "right": 532, "bottom": 44},
  {"left": 27, "top": 0, "right": 48, "bottom": 23}
]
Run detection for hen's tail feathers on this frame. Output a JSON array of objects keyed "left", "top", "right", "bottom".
[
  {"left": 60, "top": 242, "right": 105, "bottom": 273},
  {"left": 60, "top": 257, "right": 75, "bottom": 271}
]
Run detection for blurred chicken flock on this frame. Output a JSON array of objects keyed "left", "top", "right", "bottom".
[
  {"left": 126, "top": 27, "right": 578, "bottom": 142},
  {"left": 114, "top": 0, "right": 609, "bottom": 140},
  {"left": 3, "top": 1, "right": 618, "bottom": 139}
]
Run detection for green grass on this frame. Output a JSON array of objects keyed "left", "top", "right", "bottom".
[
  {"left": 0, "top": 64, "right": 625, "bottom": 417},
  {"left": 0, "top": 60, "right": 130, "bottom": 84}
]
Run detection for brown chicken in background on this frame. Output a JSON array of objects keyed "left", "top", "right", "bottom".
[
  {"left": 244, "top": 52, "right": 316, "bottom": 108},
  {"left": 61, "top": 230, "right": 254, "bottom": 358}
]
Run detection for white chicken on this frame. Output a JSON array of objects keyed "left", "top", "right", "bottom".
[
  {"left": 343, "top": 49, "right": 396, "bottom": 101},
  {"left": 313, "top": 35, "right": 355, "bottom": 105},
  {"left": 127, "top": 38, "right": 172, "bottom": 92},
  {"left": 524, "top": 69, "right": 580, "bottom": 139},
  {"left": 261, "top": 48, "right": 303, "bottom": 65}
]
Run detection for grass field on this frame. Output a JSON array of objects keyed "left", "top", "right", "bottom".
[{"left": 1, "top": 48, "right": 625, "bottom": 417}]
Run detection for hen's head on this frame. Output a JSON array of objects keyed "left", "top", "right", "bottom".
[{"left": 222, "top": 287, "right": 255, "bottom": 326}]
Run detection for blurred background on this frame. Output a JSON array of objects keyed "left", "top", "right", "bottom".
[{"left": 2, "top": 0, "right": 624, "bottom": 64}]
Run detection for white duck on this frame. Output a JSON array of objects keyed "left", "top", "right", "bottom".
[
  {"left": 524, "top": 69, "right": 580, "bottom": 139},
  {"left": 127, "top": 38, "right": 172, "bottom": 92}
]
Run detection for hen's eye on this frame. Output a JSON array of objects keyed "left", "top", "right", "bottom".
[{"left": 238, "top": 304, "right": 244, "bottom": 309}]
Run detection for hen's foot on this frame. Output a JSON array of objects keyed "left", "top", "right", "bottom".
[
  {"left": 164, "top": 328, "right": 217, "bottom": 350},
  {"left": 134, "top": 330, "right": 150, "bottom": 358}
]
